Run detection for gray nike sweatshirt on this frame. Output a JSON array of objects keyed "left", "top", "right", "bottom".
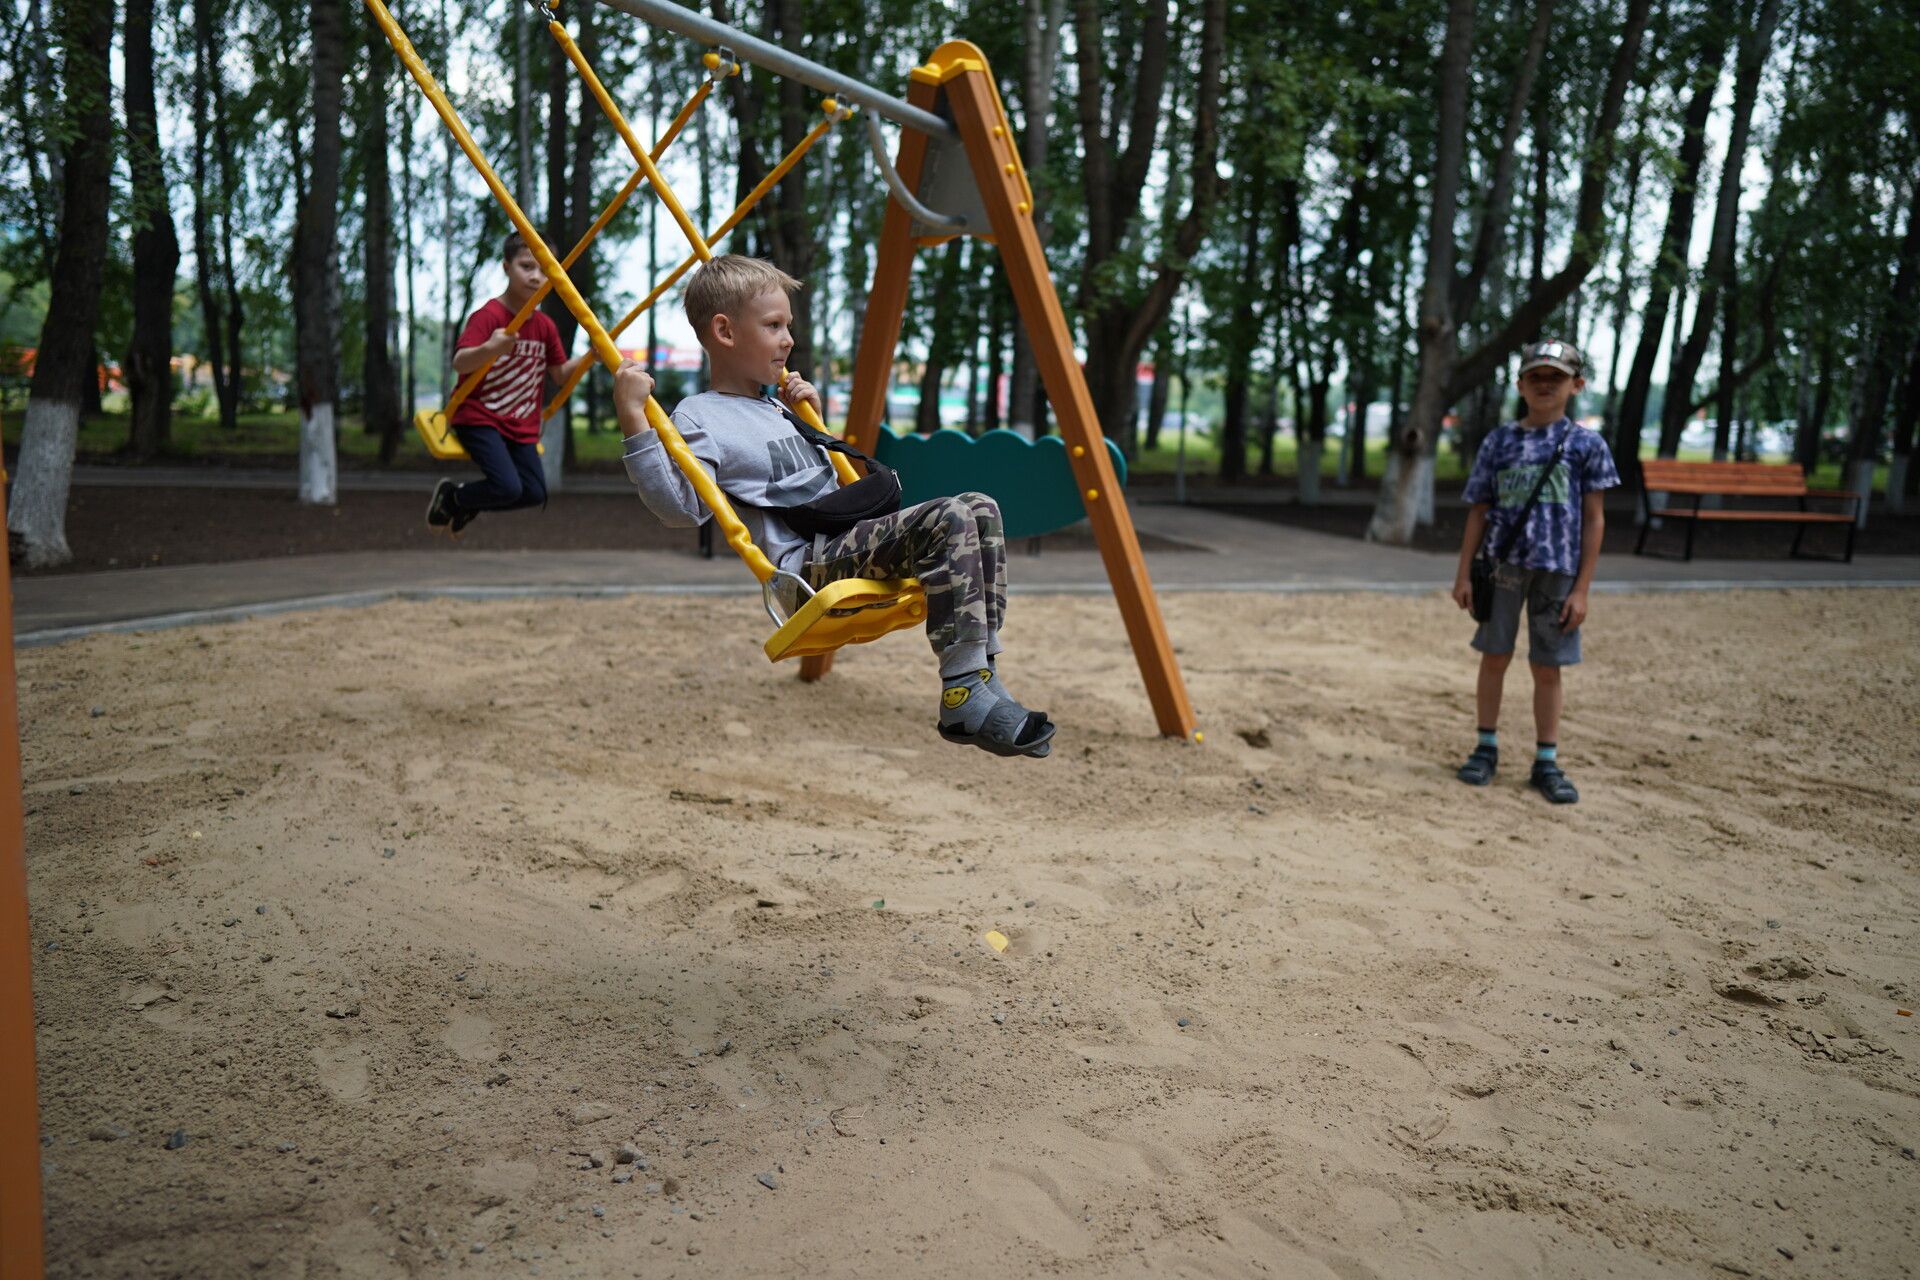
[{"left": 621, "top": 391, "right": 839, "bottom": 577}]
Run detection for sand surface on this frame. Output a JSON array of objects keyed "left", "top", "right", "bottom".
[{"left": 19, "top": 588, "right": 1920, "bottom": 1278}]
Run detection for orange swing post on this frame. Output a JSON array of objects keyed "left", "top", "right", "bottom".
[{"left": 0, "top": 473, "right": 46, "bottom": 1279}]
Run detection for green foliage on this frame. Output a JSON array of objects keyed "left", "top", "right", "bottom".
[{"left": 4, "top": 0, "right": 1919, "bottom": 479}]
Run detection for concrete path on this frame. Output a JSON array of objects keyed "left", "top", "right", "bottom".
[{"left": 15, "top": 500, "right": 1919, "bottom": 644}]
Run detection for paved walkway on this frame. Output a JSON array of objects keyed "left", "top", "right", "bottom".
[{"left": 15, "top": 498, "right": 1918, "bottom": 644}]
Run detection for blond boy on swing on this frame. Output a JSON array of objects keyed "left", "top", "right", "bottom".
[{"left": 611, "top": 255, "right": 1055, "bottom": 759}]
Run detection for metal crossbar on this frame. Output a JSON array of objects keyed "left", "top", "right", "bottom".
[{"left": 590, "top": 0, "right": 957, "bottom": 143}]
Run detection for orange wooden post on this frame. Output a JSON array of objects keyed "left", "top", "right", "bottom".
[
  {"left": 0, "top": 475, "right": 46, "bottom": 1278},
  {"left": 797, "top": 81, "right": 936, "bottom": 685},
  {"left": 931, "top": 43, "right": 1196, "bottom": 740}
]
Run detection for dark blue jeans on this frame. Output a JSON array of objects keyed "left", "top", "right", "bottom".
[{"left": 452, "top": 425, "right": 546, "bottom": 515}]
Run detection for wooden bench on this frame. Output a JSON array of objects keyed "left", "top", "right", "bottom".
[{"left": 1635, "top": 459, "right": 1863, "bottom": 562}]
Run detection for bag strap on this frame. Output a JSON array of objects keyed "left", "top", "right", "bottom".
[
  {"left": 1480, "top": 423, "right": 1571, "bottom": 564},
  {"left": 770, "top": 399, "right": 890, "bottom": 473}
]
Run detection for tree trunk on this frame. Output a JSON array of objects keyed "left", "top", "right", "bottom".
[
  {"left": 1341, "top": 343, "right": 1374, "bottom": 488},
  {"left": 1890, "top": 326, "right": 1920, "bottom": 509},
  {"left": 9, "top": 0, "right": 115, "bottom": 568},
  {"left": 543, "top": 25, "right": 573, "bottom": 351},
  {"left": 400, "top": 50, "right": 418, "bottom": 433},
  {"left": 1661, "top": 0, "right": 1780, "bottom": 457},
  {"left": 984, "top": 278, "right": 1006, "bottom": 433},
  {"left": 1367, "top": 0, "right": 1472, "bottom": 546},
  {"left": 366, "top": 11, "right": 402, "bottom": 462},
  {"left": 212, "top": 41, "right": 244, "bottom": 429},
  {"left": 1714, "top": 279, "right": 1738, "bottom": 460},
  {"left": 1615, "top": 34, "right": 1725, "bottom": 475},
  {"left": 1597, "top": 117, "right": 1649, "bottom": 444},
  {"left": 19, "top": 0, "right": 62, "bottom": 275},
  {"left": 515, "top": 5, "right": 533, "bottom": 210},
  {"left": 1219, "top": 172, "right": 1271, "bottom": 484},
  {"left": 1073, "top": 0, "right": 1223, "bottom": 440},
  {"left": 1446, "top": 0, "right": 1653, "bottom": 400},
  {"left": 190, "top": 0, "right": 243, "bottom": 432},
  {"left": 915, "top": 241, "right": 968, "bottom": 434},
  {"left": 295, "top": 0, "right": 345, "bottom": 506},
  {"left": 1144, "top": 329, "right": 1171, "bottom": 452},
  {"left": 125, "top": 0, "right": 180, "bottom": 460},
  {"left": 1844, "top": 174, "right": 1920, "bottom": 510},
  {"left": 1007, "top": 0, "right": 1066, "bottom": 439},
  {"left": 765, "top": 0, "right": 816, "bottom": 374}
]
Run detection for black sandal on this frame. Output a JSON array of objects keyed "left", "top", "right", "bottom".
[
  {"left": 1530, "top": 761, "right": 1579, "bottom": 804},
  {"left": 938, "top": 703, "right": 1056, "bottom": 760},
  {"left": 1456, "top": 744, "right": 1498, "bottom": 786}
]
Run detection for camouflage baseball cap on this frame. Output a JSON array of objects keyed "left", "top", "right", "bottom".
[{"left": 1518, "top": 339, "right": 1583, "bottom": 377}]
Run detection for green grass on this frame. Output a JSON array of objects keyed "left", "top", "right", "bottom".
[
  {"left": 2, "top": 406, "right": 638, "bottom": 467},
  {"left": 5, "top": 404, "right": 1894, "bottom": 496}
]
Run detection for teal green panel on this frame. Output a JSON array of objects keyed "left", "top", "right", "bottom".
[{"left": 870, "top": 428, "right": 1128, "bottom": 540}]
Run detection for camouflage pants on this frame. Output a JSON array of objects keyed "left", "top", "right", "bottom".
[{"left": 807, "top": 492, "right": 1006, "bottom": 663}]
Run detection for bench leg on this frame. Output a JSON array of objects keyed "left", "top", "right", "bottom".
[
  {"left": 1845, "top": 519, "right": 1856, "bottom": 564},
  {"left": 1635, "top": 516, "right": 1651, "bottom": 556},
  {"left": 1789, "top": 522, "right": 1807, "bottom": 558},
  {"left": 1683, "top": 516, "right": 1697, "bottom": 561}
]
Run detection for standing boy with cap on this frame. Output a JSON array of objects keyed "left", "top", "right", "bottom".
[{"left": 1450, "top": 340, "right": 1620, "bottom": 804}]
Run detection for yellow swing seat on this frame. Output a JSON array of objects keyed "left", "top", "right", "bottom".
[
  {"left": 413, "top": 409, "right": 545, "bottom": 460},
  {"left": 762, "top": 572, "right": 926, "bottom": 662},
  {"left": 413, "top": 410, "right": 467, "bottom": 460}
]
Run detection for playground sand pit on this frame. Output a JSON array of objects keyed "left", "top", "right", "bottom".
[{"left": 19, "top": 588, "right": 1920, "bottom": 1278}]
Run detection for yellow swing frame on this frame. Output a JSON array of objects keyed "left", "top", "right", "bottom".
[{"left": 370, "top": 0, "right": 1197, "bottom": 741}]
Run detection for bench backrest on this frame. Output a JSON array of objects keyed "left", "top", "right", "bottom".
[{"left": 1640, "top": 459, "right": 1808, "bottom": 497}]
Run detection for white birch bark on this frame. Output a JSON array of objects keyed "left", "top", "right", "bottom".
[
  {"left": 6, "top": 399, "right": 81, "bottom": 568},
  {"left": 541, "top": 410, "right": 566, "bottom": 492},
  {"left": 1297, "top": 439, "right": 1322, "bottom": 506},
  {"left": 299, "top": 402, "right": 337, "bottom": 504}
]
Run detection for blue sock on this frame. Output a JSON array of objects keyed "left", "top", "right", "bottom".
[
  {"left": 1476, "top": 728, "right": 1498, "bottom": 751},
  {"left": 1536, "top": 742, "right": 1557, "bottom": 763}
]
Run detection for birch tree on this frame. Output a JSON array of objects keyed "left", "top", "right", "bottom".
[
  {"left": 294, "top": 0, "right": 345, "bottom": 504},
  {"left": 8, "top": 0, "right": 115, "bottom": 568}
]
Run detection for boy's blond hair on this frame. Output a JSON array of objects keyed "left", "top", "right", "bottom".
[{"left": 683, "top": 254, "right": 802, "bottom": 343}]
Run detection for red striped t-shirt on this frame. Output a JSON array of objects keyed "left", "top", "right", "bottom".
[{"left": 449, "top": 299, "right": 568, "bottom": 443}]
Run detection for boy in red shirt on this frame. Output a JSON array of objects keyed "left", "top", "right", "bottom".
[{"left": 426, "top": 234, "right": 591, "bottom": 535}]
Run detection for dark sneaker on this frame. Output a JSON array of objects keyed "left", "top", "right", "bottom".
[
  {"left": 426, "top": 479, "right": 459, "bottom": 533},
  {"left": 449, "top": 506, "right": 477, "bottom": 538},
  {"left": 1456, "top": 745, "right": 1497, "bottom": 786},
  {"left": 1530, "top": 761, "right": 1579, "bottom": 805}
]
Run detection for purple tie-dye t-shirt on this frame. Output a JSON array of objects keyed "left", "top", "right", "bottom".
[{"left": 1463, "top": 418, "right": 1620, "bottom": 576}]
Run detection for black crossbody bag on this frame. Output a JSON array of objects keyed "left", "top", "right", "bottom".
[
  {"left": 1469, "top": 427, "right": 1569, "bottom": 623},
  {"left": 769, "top": 402, "right": 902, "bottom": 539}
]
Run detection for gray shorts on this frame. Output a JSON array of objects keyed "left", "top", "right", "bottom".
[{"left": 1471, "top": 564, "right": 1581, "bottom": 666}]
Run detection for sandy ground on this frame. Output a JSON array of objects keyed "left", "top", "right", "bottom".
[{"left": 18, "top": 588, "right": 1920, "bottom": 1279}]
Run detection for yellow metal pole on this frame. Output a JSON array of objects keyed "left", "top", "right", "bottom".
[
  {"left": 548, "top": 20, "right": 711, "bottom": 263},
  {"left": 782, "top": 366, "right": 859, "bottom": 485},
  {"left": 0, "top": 465, "right": 46, "bottom": 1280},
  {"left": 366, "top": 0, "right": 618, "bottom": 366},
  {"left": 438, "top": 77, "right": 715, "bottom": 425},
  {"left": 542, "top": 111, "right": 840, "bottom": 419},
  {"left": 365, "top": 0, "right": 774, "bottom": 582}
]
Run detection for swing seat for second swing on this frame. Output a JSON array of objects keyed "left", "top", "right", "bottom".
[
  {"left": 414, "top": 409, "right": 546, "bottom": 459},
  {"left": 414, "top": 410, "right": 468, "bottom": 460},
  {"left": 762, "top": 574, "right": 925, "bottom": 662}
]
